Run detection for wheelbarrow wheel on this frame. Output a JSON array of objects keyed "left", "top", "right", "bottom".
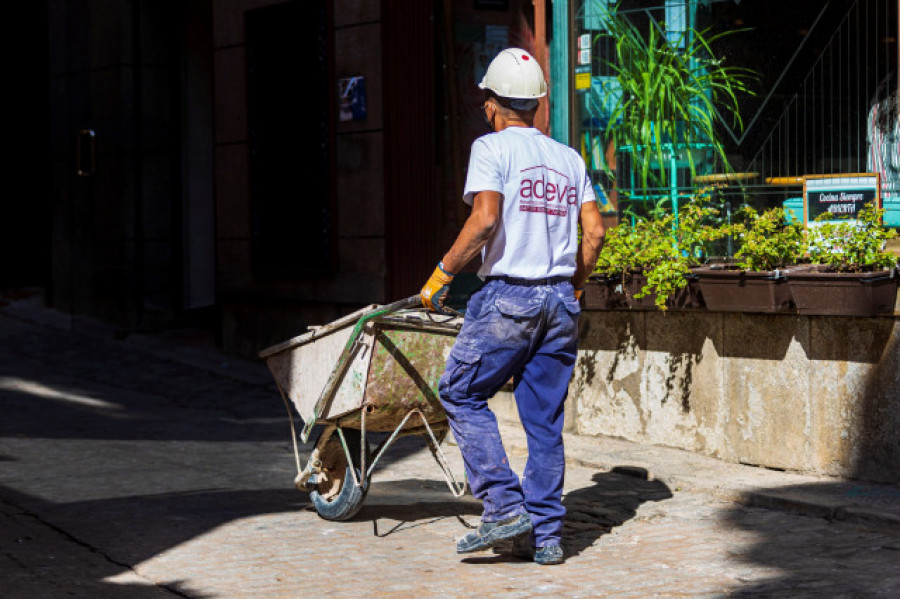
[{"left": 310, "top": 429, "right": 369, "bottom": 521}]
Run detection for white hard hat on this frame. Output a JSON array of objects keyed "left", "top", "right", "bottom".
[{"left": 479, "top": 48, "right": 547, "bottom": 105}]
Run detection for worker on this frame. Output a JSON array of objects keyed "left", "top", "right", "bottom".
[{"left": 419, "top": 47, "right": 606, "bottom": 565}]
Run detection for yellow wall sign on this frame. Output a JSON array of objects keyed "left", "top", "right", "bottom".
[{"left": 575, "top": 71, "right": 591, "bottom": 90}]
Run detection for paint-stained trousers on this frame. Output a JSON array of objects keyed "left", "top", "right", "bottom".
[{"left": 438, "top": 277, "right": 580, "bottom": 547}]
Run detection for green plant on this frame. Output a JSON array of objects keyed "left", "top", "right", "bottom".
[
  {"left": 729, "top": 206, "right": 806, "bottom": 271},
  {"left": 806, "top": 202, "right": 898, "bottom": 272},
  {"left": 598, "top": 8, "right": 757, "bottom": 195},
  {"left": 594, "top": 197, "right": 728, "bottom": 309}
]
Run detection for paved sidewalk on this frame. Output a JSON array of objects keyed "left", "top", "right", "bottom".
[
  {"left": 498, "top": 423, "right": 900, "bottom": 534},
  {"left": 1, "top": 292, "right": 899, "bottom": 597}
]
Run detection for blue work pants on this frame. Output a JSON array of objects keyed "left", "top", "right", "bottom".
[{"left": 439, "top": 278, "right": 580, "bottom": 547}]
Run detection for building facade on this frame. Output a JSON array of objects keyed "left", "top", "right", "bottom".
[
  {"left": 2, "top": 0, "right": 897, "bottom": 482},
  {"left": 33, "top": 0, "right": 550, "bottom": 356}
]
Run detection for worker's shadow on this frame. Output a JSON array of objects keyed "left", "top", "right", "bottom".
[
  {"left": 358, "top": 467, "right": 672, "bottom": 562},
  {"left": 356, "top": 477, "right": 483, "bottom": 537},
  {"left": 559, "top": 468, "right": 673, "bottom": 558},
  {"left": 462, "top": 467, "right": 673, "bottom": 564}
]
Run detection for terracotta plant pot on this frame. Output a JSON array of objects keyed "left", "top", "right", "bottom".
[
  {"left": 786, "top": 268, "right": 898, "bottom": 316},
  {"left": 693, "top": 266, "right": 799, "bottom": 313}
]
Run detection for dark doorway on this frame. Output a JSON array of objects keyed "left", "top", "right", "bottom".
[
  {"left": 2, "top": 3, "right": 51, "bottom": 290},
  {"left": 246, "top": 1, "right": 334, "bottom": 276}
]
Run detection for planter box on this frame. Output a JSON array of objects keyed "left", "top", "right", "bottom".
[
  {"left": 786, "top": 268, "right": 898, "bottom": 316},
  {"left": 694, "top": 266, "right": 796, "bottom": 313},
  {"left": 622, "top": 271, "right": 705, "bottom": 310},
  {"left": 622, "top": 272, "right": 657, "bottom": 309},
  {"left": 583, "top": 274, "right": 628, "bottom": 310}
]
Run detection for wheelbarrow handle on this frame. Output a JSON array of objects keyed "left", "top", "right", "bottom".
[
  {"left": 382, "top": 294, "right": 423, "bottom": 314},
  {"left": 379, "top": 294, "right": 463, "bottom": 318}
]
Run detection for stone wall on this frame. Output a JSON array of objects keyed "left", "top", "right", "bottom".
[{"left": 492, "top": 308, "right": 900, "bottom": 484}]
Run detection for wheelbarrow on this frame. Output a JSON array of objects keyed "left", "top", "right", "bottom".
[{"left": 259, "top": 296, "right": 467, "bottom": 521}]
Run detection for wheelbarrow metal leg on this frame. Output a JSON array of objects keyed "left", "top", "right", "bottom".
[
  {"left": 364, "top": 409, "right": 420, "bottom": 480},
  {"left": 418, "top": 414, "right": 468, "bottom": 498},
  {"left": 364, "top": 408, "right": 467, "bottom": 498},
  {"left": 335, "top": 424, "right": 365, "bottom": 489}
]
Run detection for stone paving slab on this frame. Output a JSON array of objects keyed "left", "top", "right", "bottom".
[{"left": 0, "top": 497, "right": 178, "bottom": 598}]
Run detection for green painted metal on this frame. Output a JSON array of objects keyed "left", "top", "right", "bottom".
[
  {"left": 298, "top": 296, "right": 421, "bottom": 442},
  {"left": 549, "top": 0, "right": 569, "bottom": 145}
]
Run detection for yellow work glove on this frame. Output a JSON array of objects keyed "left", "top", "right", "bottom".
[
  {"left": 574, "top": 287, "right": 584, "bottom": 301},
  {"left": 420, "top": 262, "right": 455, "bottom": 313}
]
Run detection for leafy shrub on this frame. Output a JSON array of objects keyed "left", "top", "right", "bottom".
[
  {"left": 728, "top": 206, "right": 805, "bottom": 271},
  {"left": 594, "top": 198, "right": 727, "bottom": 309},
  {"left": 806, "top": 202, "right": 898, "bottom": 272}
]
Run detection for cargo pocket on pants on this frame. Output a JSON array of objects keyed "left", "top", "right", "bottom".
[
  {"left": 561, "top": 296, "right": 582, "bottom": 316},
  {"left": 439, "top": 344, "right": 482, "bottom": 401},
  {"left": 492, "top": 296, "right": 542, "bottom": 344},
  {"left": 495, "top": 296, "right": 542, "bottom": 319}
]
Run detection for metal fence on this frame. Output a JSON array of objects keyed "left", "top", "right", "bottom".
[{"left": 745, "top": 0, "right": 899, "bottom": 205}]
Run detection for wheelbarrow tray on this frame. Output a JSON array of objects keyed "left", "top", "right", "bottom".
[{"left": 259, "top": 305, "right": 461, "bottom": 434}]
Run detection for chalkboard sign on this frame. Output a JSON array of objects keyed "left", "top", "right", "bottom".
[{"left": 804, "top": 174, "right": 881, "bottom": 225}]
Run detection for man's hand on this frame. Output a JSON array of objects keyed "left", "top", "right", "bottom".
[{"left": 420, "top": 262, "right": 455, "bottom": 312}]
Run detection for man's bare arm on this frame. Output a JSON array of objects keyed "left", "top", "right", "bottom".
[
  {"left": 572, "top": 200, "right": 606, "bottom": 292},
  {"left": 440, "top": 191, "right": 502, "bottom": 274}
]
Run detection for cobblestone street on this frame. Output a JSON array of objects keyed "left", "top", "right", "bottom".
[{"left": 2, "top": 297, "right": 899, "bottom": 598}]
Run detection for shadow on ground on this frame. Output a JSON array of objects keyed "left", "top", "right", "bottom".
[
  {"left": 721, "top": 484, "right": 900, "bottom": 597},
  {"left": 1, "top": 483, "right": 305, "bottom": 598},
  {"left": 0, "top": 309, "right": 450, "bottom": 596},
  {"left": 562, "top": 468, "right": 673, "bottom": 557},
  {"left": 459, "top": 467, "right": 673, "bottom": 564},
  {"left": 357, "top": 477, "right": 483, "bottom": 538}
]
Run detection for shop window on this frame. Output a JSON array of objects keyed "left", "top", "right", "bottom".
[{"left": 572, "top": 0, "right": 898, "bottom": 224}]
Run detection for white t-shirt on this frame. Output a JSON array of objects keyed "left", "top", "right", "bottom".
[{"left": 463, "top": 127, "right": 597, "bottom": 279}]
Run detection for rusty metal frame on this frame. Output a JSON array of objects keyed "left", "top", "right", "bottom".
[
  {"left": 353, "top": 406, "right": 466, "bottom": 497},
  {"left": 371, "top": 409, "right": 464, "bottom": 496},
  {"left": 300, "top": 405, "right": 466, "bottom": 498}
]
